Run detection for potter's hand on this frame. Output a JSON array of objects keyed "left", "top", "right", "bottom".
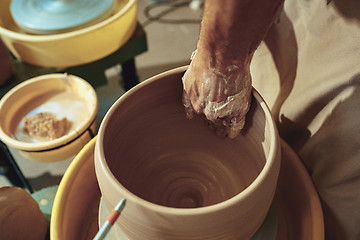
[
  {"left": 182, "top": 0, "right": 283, "bottom": 138},
  {"left": 182, "top": 50, "right": 252, "bottom": 139}
]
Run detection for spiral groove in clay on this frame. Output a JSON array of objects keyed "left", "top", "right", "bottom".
[{"left": 95, "top": 66, "right": 280, "bottom": 240}]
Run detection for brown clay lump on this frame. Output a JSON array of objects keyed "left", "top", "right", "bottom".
[{"left": 22, "top": 112, "right": 71, "bottom": 140}]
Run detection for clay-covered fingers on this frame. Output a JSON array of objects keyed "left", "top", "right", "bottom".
[
  {"left": 202, "top": 92, "right": 251, "bottom": 139},
  {"left": 182, "top": 49, "right": 252, "bottom": 139},
  {"left": 181, "top": 54, "right": 209, "bottom": 116},
  {"left": 182, "top": 91, "right": 195, "bottom": 119},
  {"left": 224, "top": 114, "right": 247, "bottom": 139},
  {"left": 201, "top": 111, "right": 247, "bottom": 139},
  {"left": 182, "top": 71, "right": 252, "bottom": 139}
]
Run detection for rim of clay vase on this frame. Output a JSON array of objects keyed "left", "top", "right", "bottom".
[
  {"left": 0, "top": 0, "right": 136, "bottom": 41},
  {"left": 0, "top": 74, "right": 98, "bottom": 151},
  {"left": 96, "top": 66, "right": 279, "bottom": 215}
]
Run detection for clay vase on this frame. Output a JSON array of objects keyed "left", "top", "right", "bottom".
[{"left": 95, "top": 66, "right": 281, "bottom": 239}]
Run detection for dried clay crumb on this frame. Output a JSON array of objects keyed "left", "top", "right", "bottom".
[{"left": 22, "top": 112, "right": 71, "bottom": 140}]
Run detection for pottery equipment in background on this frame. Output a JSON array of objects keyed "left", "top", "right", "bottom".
[
  {"left": 94, "top": 66, "right": 281, "bottom": 239},
  {"left": 0, "top": 185, "right": 48, "bottom": 240},
  {"left": 0, "top": 73, "right": 98, "bottom": 162},
  {"left": 10, "top": 0, "right": 115, "bottom": 35},
  {"left": 0, "top": 0, "right": 137, "bottom": 68}
]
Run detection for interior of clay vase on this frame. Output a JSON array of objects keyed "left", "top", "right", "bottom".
[{"left": 101, "top": 68, "right": 269, "bottom": 209}]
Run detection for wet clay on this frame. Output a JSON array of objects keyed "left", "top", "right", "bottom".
[
  {"left": 22, "top": 112, "right": 71, "bottom": 140},
  {"left": 96, "top": 67, "right": 280, "bottom": 240},
  {"left": 102, "top": 73, "right": 266, "bottom": 208},
  {"left": 14, "top": 90, "right": 91, "bottom": 143}
]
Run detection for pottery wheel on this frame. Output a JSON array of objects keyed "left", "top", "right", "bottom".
[{"left": 10, "top": 0, "right": 115, "bottom": 34}]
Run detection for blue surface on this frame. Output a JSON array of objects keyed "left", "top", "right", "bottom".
[
  {"left": 32, "top": 185, "right": 59, "bottom": 225},
  {"left": 11, "top": 0, "right": 115, "bottom": 34}
]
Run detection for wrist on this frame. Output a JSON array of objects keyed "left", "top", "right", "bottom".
[{"left": 195, "top": 44, "right": 250, "bottom": 74}]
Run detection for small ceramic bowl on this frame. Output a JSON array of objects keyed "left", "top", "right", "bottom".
[
  {"left": 95, "top": 66, "right": 281, "bottom": 239},
  {"left": 0, "top": 0, "right": 137, "bottom": 68},
  {"left": 0, "top": 73, "right": 98, "bottom": 162}
]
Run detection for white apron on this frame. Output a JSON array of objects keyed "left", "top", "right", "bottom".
[{"left": 250, "top": 0, "right": 360, "bottom": 239}]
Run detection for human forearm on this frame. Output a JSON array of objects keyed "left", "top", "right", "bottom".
[
  {"left": 198, "top": 0, "right": 284, "bottom": 67},
  {"left": 182, "top": 0, "right": 284, "bottom": 138}
]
